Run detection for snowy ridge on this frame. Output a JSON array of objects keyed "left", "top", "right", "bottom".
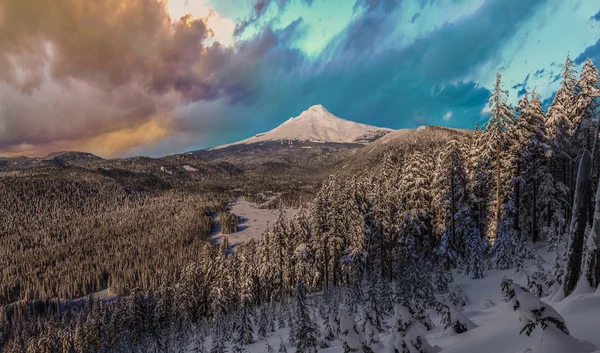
[{"left": 212, "top": 105, "right": 392, "bottom": 149}]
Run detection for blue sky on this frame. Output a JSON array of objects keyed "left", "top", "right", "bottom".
[
  {"left": 1, "top": 0, "right": 599, "bottom": 157},
  {"left": 162, "top": 0, "right": 600, "bottom": 153}
]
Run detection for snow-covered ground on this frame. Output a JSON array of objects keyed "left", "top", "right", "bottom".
[
  {"left": 210, "top": 198, "right": 298, "bottom": 245},
  {"left": 199, "top": 246, "right": 600, "bottom": 353}
]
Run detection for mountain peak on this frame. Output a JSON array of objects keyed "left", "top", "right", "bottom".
[
  {"left": 307, "top": 104, "right": 327, "bottom": 112},
  {"left": 212, "top": 105, "right": 393, "bottom": 149}
]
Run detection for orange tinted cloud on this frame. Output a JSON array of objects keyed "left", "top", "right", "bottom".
[
  {"left": 0, "top": 117, "right": 171, "bottom": 158},
  {"left": 0, "top": 0, "right": 243, "bottom": 157}
]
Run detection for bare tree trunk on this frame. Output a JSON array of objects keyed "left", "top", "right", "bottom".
[
  {"left": 587, "top": 162, "right": 600, "bottom": 289},
  {"left": 514, "top": 161, "right": 520, "bottom": 239},
  {"left": 532, "top": 177, "right": 538, "bottom": 243},
  {"left": 495, "top": 145, "right": 503, "bottom": 236},
  {"left": 563, "top": 151, "right": 593, "bottom": 297},
  {"left": 323, "top": 237, "right": 329, "bottom": 291},
  {"left": 450, "top": 168, "right": 456, "bottom": 248}
]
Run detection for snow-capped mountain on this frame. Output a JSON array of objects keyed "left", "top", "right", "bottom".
[{"left": 214, "top": 105, "right": 392, "bottom": 148}]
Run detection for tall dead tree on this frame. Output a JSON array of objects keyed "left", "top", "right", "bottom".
[{"left": 562, "top": 151, "right": 592, "bottom": 297}]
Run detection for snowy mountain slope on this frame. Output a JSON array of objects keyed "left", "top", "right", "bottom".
[
  {"left": 212, "top": 105, "right": 392, "bottom": 149},
  {"left": 187, "top": 247, "right": 600, "bottom": 353}
]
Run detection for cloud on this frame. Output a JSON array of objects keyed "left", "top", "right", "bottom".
[
  {"left": 0, "top": 0, "right": 254, "bottom": 157},
  {"left": 233, "top": 0, "right": 313, "bottom": 37},
  {"left": 591, "top": 10, "right": 600, "bottom": 22},
  {"left": 2, "top": 0, "right": 596, "bottom": 156},
  {"left": 443, "top": 111, "right": 453, "bottom": 121},
  {"left": 575, "top": 38, "right": 600, "bottom": 65},
  {"left": 512, "top": 73, "right": 530, "bottom": 97},
  {"left": 175, "top": 0, "right": 544, "bottom": 150}
]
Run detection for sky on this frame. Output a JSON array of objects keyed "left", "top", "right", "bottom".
[{"left": 0, "top": 0, "right": 599, "bottom": 157}]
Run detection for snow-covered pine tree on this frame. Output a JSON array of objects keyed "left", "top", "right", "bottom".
[
  {"left": 359, "top": 305, "right": 381, "bottom": 349},
  {"left": 515, "top": 91, "right": 550, "bottom": 243},
  {"left": 265, "top": 340, "right": 275, "bottom": 353},
  {"left": 446, "top": 284, "right": 469, "bottom": 307},
  {"left": 502, "top": 278, "right": 568, "bottom": 335},
  {"left": 338, "top": 307, "right": 366, "bottom": 353},
  {"left": 525, "top": 259, "right": 554, "bottom": 298},
  {"left": 323, "top": 308, "right": 339, "bottom": 342},
  {"left": 501, "top": 278, "right": 591, "bottom": 352},
  {"left": 387, "top": 304, "right": 441, "bottom": 353},
  {"left": 210, "top": 322, "right": 227, "bottom": 353},
  {"left": 363, "top": 278, "right": 385, "bottom": 332},
  {"left": 292, "top": 281, "right": 318, "bottom": 353},
  {"left": 234, "top": 295, "right": 254, "bottom": 346},
  {"left": 398, "top": 151, "right": 435, "bottom": 254},
  {"left": 465, "top": 224, "right": 485, "bottom": 279},
  {"left": 434, "top": 300, "right": 477, "bottom": 334},
  {"left": 484, "top": 70, "right": 515, "bottom": 239},
  {"left": 278, "top": 337, "right": 288, "bottom": 353},
  {"left": 573, "top": 58, "right": 599, "bottom": 154},
  {"left": 467, "top": 134, "right": 494, "bottom": 240},
  {"left": 192, "top": 324, "right": 207, "bottom": 353},
  {"left": 257, "top": 305, "right": 269, "bottom": 338},
  {"left": 547, "top": 55, "right": 577, "bottom": 150},
  {"left": 492, "top": 205, "right": 516, "bottom": 270},
  {"left": 434, "top": 139, "right": 471, "bottom": 266},
  {"left": 432, "top": 260, "right": 453, "bottom": 294}
]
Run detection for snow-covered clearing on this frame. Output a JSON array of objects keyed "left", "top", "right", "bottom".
[{"left": 210, "top": 198, "right": 298, "bottom": 245}]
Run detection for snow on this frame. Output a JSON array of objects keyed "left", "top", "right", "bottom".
[
  {"left": 192, "top": 246, "right": 600, "bottom": 353},
  {"left": 212, "top": 105, "right": 392, "bottom": 149},
  {"left": 210, "top": 198, "right": 298, "bottom": 245}
]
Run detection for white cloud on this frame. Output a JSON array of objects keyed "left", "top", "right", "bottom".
[
  {"left": 443, "top": 111, "right": 453, "bottom": 121},
  {"left": 165, "top": 0, "right": 235, "bottom": 46}
]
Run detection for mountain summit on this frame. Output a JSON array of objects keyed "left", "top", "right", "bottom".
[{"left": 214, "top": 105, "right": 392, "bottom": 148}]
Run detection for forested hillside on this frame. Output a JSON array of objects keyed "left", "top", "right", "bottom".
[{"left": 1, "top": 55, "right": 599, "bottom": 353}]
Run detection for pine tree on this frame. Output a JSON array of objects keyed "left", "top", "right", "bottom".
[
  {"left": 434, "top": 139, "right": 471, "bottom": 265},
  {"left": 492, "top": 196, "right": 517, "bottom": 270},
  {"left": 500, "top": 277, "right": 587, "bottom": 352},
  {"left": 484, "top": 70, "right": 515, "bottom": 239},
  {"left": 338, "top": 307, "right": 364, "bottom": 353},
  {"left": 257, "top": 305, "right": 269, "bottom": 338},
  {"left": 210, "top": 320, "right": 227, "bottom": 353},
  {"left": 547, "top": 56, "right": 577, "bottom": 147},
  {"left": 192, "top": 325, "right": 207, "bottom": 353},
  {"left": 292, "top": 281, "right": 318, "bottom": 353},
  {"left": 465, "top": 225, "right": 485, "bottom": 279},
  {"left": 514, "top": 91, "right": 549, "bottom": 243},
  {"left": 234, "top": 295, "right": 254, "bottom": 346},
  {"left": 265, "top": 340, "right": 275, "bottom": 353},
  {"left": 434, "top": 301, "right": 476, "bottom": 334},
  {"left": 278, "top": 337, "right": 288, "bottom": 353},
  {"left": 398, "top": 151, "right": 435, "bottom": 253},
  {"left": 573, "top": 58, "right": 599, "bottom": 152}
]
